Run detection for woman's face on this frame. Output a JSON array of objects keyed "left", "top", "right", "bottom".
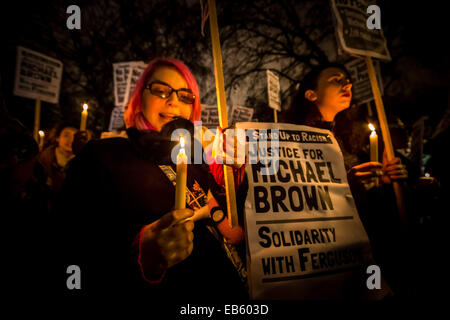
[
  {"left": 57, "top": 127, "right": 77, "bottom": 153},
  {"left": 310, "top": 67, "right": 352, "bottom": 119},
  {"left": 141, "top": 66, "right": 194, "bottom": 132}
]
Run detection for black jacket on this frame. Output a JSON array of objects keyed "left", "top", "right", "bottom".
[{"left": 56, "top": 121, "right": 248, "bottom": 301}]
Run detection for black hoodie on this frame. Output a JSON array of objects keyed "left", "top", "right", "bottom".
[{"left": 55, "top": 118, "right": 248, "bottom": 301}]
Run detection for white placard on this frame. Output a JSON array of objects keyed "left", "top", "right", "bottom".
[
  {"left": 345, "top": 58, "right": 383, "bottom": 105},
  {"left": 108, "top": 106, "right": 125, "bottom": 132},
  {"left": 113, "top": 61, "right": 148, "bottom": 109},
  {"left": 229, "top": 105, "right": 254, "bottom": 125},
  {"left": 113, "top": 62, "right": 132, "bottom": 108},
  {"left": 331, "top": 0, "right": 391, "bottom": 61},
  {"left": 13, "top": 46, "right": 63, "bottom": 104},
  {"left": 266, "top": 70, "right": 281, "bottom": 111},
  {"left": 125, "top": 61, "right": 148, "bottom": 104},
  {"left": 201, "top": 104, "right": 220, "bottom": 128},
  {"left": 237, "top": 122, "right": 384, "bottom": 299}
]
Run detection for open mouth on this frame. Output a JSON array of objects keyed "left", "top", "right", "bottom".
[
  {"left": 159, "top": 113, "right": 177, "bottom": 121},
  {"left": 341, "top": 92, "right": 351, "bottom": 98}
]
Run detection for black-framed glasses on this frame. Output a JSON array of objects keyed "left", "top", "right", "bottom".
[{"left": 145, "top": 81, "right": 196, "bottom": 104}]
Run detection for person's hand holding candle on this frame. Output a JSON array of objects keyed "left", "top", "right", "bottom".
[{"left": 138, "top": 208, "right": 195, "bottom": 281}]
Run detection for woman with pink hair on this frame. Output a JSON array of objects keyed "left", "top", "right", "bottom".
[
  {"left": 59, "top": 58, "right": 248, "bottom": 300},
  {"left": 124, "top": 57, "right": 201, "bottom": 130}
]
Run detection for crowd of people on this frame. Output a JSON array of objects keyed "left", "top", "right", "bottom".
[{"left": 1, "top": 57, "right": 443, "bottom": 302}]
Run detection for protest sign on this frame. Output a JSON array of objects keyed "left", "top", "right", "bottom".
[
  {"left": 13, "top": 46, "right": 63, "bottom": 104},
  {"left": 108, "top": 106, "right": 125, "bottom": 132},
  {"left": 331, "top": 0, "right": 391, "bottom": 61},
  {"left": 113, "top": 62, "right": 132, "bottom": 108},
  {"left": 331, "top": 1, "right": 405, "bottom": 221},
  {"left": 237, "top": 122, "right": 383, "bottom": 299},
  {"left": 266, "top": 70, "right": 281, "bottom": 112},
  {"left": 229, "top": 105, "right": 254, "bottom": 125},
  {"left": 201, "top": 104, "right": 221, "bottom": 128},
  {"left": 125, "top": 61, "right": 147, "bottom": 104},
  {"left": 345, "top": 58, "right": 383, "bottom": 105}
]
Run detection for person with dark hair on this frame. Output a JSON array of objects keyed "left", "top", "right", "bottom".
[
  {"left": 282, "top": 63, "right": 408, "bottom": 187},
  {"left": 282, "top": 63, "right": 411, "bottom": 297},
  {"left": 37, "top": 124, "right": 77, "bottom": 193},
  {"left": 58, "top": 57, "right": 248, "bottom": 301},
  {"left": 282, "top": 63, "right": 349, "bottom": 127}
]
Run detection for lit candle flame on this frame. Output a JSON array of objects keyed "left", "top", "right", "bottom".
[
  {"left": 83, "top": 103, "right": 88, "bottom": 111},
  {"left": 180, "top": 136, "right": 185, "bottom": 149},
  {"left": 175, "top": 135, "right": 187, "bottom": 209},
  {"left": 38, "top": 130, "right": 44, "bottom": 137},
  {"left": 368, "top": 123, "right": 376, "bottom": 132}
]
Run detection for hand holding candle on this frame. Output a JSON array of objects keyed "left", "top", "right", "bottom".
[
  {"left": 80, "top": 103, "right": 88, "bottom": 131},
  {"left": 368, "top": 123, "right": 378, "bottom": 162},
  {"left": 175, "top": 137, "right": 188, "bottom": 210}
]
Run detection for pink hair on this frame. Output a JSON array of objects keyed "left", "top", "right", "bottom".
[{"left": 124, "top": 57, "right": 201, "bottom": 128}]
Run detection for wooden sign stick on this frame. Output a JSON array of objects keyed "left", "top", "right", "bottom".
[
  {"left": 208, "top": 0, "right": 239, "bottom": 227},
  {"left": 33, "top": 99, "right": 41, "bottom": 142},
  {"left": 365, "top": 56, "right": 407, "bottom": 224}
]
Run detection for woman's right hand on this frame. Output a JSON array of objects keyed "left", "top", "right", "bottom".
[
  {"left": 139, "top": 209, "right": 195, "bottom": 279},
  {"left": 212, "top": 126, "right": 246, "bottom": 169},
  {"left": 347, "top": 162, "right": 383, "bottom": 185}
]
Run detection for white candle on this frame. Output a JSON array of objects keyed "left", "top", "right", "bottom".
[
  {"left": 38, "top": 130, "right": 45, "bottom": 150},
  {"left": 369, "top": 123, "right": 378, "bottom": 162},
  {"left": 80, "top": 103, "right": 88, "bottom": 131},
  {"left": 175, "top": 137, "right": 188, "bottom": 209}
]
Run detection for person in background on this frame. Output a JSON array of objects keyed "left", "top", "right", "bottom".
[
  {"left": 281, "top": 63, "right": 408, "bottom": 193},
  {"left": 71, "top": 129, "right": 94, "bottom": 155},
  {"left": 281, "top": 63, "right": 411, "bottom": 298},
  {"left": 37, "top": 124, "right": 77, "bottom": 193},
  {"left": 0, "top": 112, "right": 53, "bottom": 296},
  {"left": 58, "top": 57, "right": 248, "bottom": 301}
]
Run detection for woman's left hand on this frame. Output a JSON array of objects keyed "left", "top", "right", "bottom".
[{"left": 381, "top": 151, "right": 408, "bottom": 184}]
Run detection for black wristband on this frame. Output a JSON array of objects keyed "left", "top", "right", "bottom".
[{"left": 210, "top": 206, "right": 226, "bottom": 224}]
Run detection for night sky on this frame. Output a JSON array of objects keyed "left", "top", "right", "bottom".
[{"left": 1, "top": 1, "right": 447, "bottom": 134}]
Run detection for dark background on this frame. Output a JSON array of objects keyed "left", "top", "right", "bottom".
[
  {"left": 2, "top": 0, "right": 447, "bottom": 193},
  {"left": 0, "top": 0, "right": 447, "bottom": 304},
  {"left": 1, "top": 0, "right": 447, "bottom": 134}
]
